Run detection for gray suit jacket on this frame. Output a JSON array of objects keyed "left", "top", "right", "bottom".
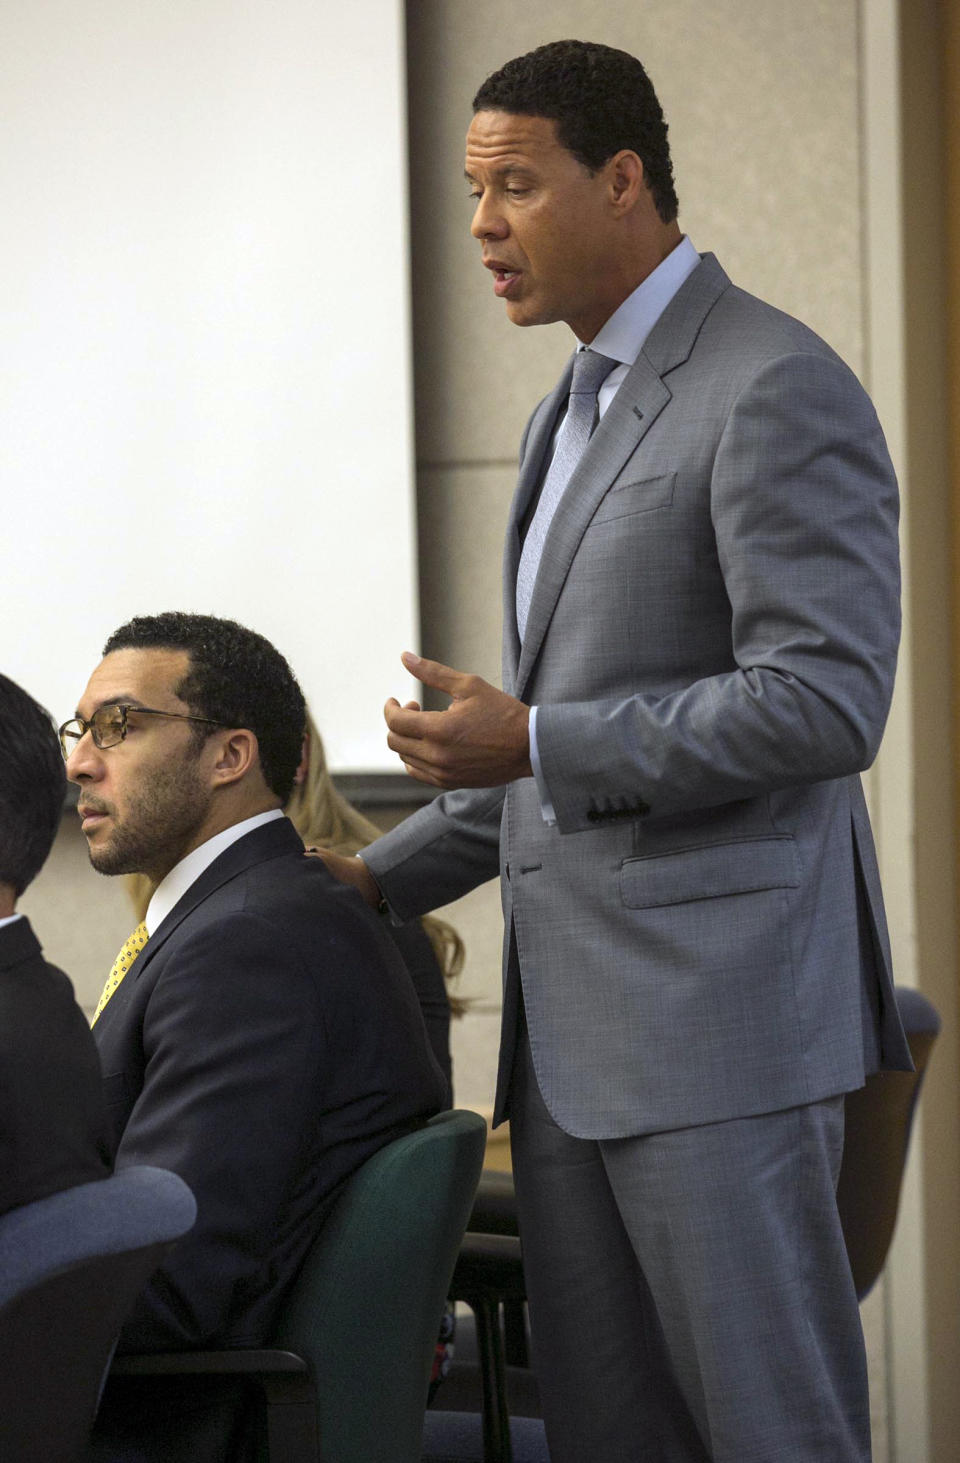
[{"left": 365, "top": 253, "right": 912, "bottom": 1139}]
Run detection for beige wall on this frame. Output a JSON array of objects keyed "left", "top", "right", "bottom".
[
  {"left": 865, "top": 3, "right": 960, "bottom": 1459},
  {"left": 914, "top": 0, "right": 960, "bottom": 1454}
]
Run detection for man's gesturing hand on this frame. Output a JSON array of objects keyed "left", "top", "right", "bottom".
[{"left": 385, "top": 652, "right": 532, "bottom": 789}]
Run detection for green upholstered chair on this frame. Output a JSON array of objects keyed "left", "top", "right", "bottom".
[
  {"left": 837, "top": 985, "right": 941, "bottom": 1297},
  {"left": 112, "top": 1108, "right": 488, "bottom": 1463}
]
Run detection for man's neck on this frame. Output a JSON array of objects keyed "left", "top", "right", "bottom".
[
  {"left": 0, "top": 885, "right": 16, "bottom": 920},
  {"left": 575, "top": 221, "right": 684, "bottom": 343},
  {"left": 143, "top": 808, "right": 286, "bottom": 937},
  {"left": 147, "top": 796, "right": 282, "bottom": 886}
]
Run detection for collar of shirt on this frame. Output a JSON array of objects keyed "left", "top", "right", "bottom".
[
  {"left": 145, "top": 807, "right": 285, "bottom": 936},
  {"left": 577, "top": 234, "right": 701, "bottom": 418},
  {"left": 0, "top": 912, "right": 22, "bottom": 931}
]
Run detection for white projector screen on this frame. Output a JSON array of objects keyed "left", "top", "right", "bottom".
[{"left": 0, "top": 0, "right": 418, "bottom": 773}]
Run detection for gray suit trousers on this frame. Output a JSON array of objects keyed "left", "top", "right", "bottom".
[{"left": 510, "top": 1030, "right": 871, "bottom": 1462}]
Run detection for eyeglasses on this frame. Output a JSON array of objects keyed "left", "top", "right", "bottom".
[{"left": 58, "top": 703, "right": 228, "bottom": 759}]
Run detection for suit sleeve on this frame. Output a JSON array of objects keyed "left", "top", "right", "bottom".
[
  {"left": 535, "top": 350, "right": 901, "bottom": 832},
  {"left": 361, "top": 784, "right": 505, "bottom": 921},
  {"left": 113, "top": 913, "right": 324, "bottom": 1350}
]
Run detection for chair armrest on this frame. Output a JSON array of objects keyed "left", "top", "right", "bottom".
[
  {"left": 110, "top": 1349, "right": 319, "bottom": 1462},
  {"left": 111, "top": 1348, "right": 309, "bottom": 1378}
]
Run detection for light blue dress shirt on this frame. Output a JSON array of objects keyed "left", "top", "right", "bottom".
[{"left": 528, "top": 236, "right": 701, "bottom": 823}]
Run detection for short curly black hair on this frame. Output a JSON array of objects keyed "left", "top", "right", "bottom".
[
  {"left": 0, "top": 674, "right": 66, "bottom": 896},
  {"left": 473, "top": 39, "right": 679, "bottom": 224},
  {"left": 103, "top": 613, "right": 306, "bottom": 803}
]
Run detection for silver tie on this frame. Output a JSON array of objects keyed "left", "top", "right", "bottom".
[{"left": 516, "top": 348, "right": 616, "bottom": 640}]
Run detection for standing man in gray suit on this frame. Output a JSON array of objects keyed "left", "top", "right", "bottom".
[{"left": 320, "top": 40, "right": 910, "bottom": 1461}]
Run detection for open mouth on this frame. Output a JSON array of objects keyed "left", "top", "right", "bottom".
[{"left": 491, "top": 268, "right": 520, "bottom": 297}]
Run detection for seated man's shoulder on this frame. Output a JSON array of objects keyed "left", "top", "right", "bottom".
[
  {"left": 231, "top": 847, "right": 396, "bottom": 963},
  {"left": 0, "top": 922, "right": 109, "bottom": 1211},
  {"left": 0, "top": 921, "right": 90, "bottom": 1031},
  {"left": 159, "top": 846, "right": 415, "bottom": 1017}
]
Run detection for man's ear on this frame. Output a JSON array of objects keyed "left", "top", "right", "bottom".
[
  {"left": 209, "top": 728, "right": 259, "bottom": 788},
  {"left": 606, "top": 149, "right": 644, "bottom": 214}
]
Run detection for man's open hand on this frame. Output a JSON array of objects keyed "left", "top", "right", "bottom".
[
  {"left": 385, "top": 652, "right": 532, "bottom": 789},
  {"left": 303, "top": 847, "right": 381, "bottom": 909}
]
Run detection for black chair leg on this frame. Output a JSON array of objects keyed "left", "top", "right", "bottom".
[
  {"left": 502, "top": 1300, "right": 528, "bottom": 1370},
  {"left": 471, "top": 1297, "right": 513, "bottom": 1463},
  {"left": 262, "top": 1373, "right": 320, "bottom": 1463}
]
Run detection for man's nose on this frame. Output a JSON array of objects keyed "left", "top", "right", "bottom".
[
  {"left": 470, "top": 196, "right": 508, "bottom": 241},
  {"left": 65, "top": 731, "right": 101, "bottom": 783}
]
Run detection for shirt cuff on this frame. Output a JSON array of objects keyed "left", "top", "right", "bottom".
[
  {"left": 527, "top": 706, "right": 557, "bottom": 826},
  {"left": 355, "top": 853, "right": 392, "bottom": 917}
]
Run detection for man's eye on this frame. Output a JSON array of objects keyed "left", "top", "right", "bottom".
[
  {"left": 506, "top": 187, "right": 530, "bottom": 198},
  {"left": 92, "top": 707, "right": 127, "bottom": 743}
]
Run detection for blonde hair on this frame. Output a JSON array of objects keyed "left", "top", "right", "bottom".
[
  {"left": 285, "top": 711, "right": 385, "bottom": 856},
  {"left": 125, "top": 710, "right": 466, "bottom": 1009}
]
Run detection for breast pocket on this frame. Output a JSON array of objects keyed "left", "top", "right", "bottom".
[{"left": 589, "top": 471, "right": 676, "bottom": 527}]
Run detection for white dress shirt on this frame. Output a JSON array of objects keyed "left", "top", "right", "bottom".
[
  {"left": 0, "top": 912, "right": 22, "bottom": 931},
  {"left": 145, "top": 808, "right": 285, "bottom": 937},
  {"left": 527, "top": 236, "right": 701, "bottom": 823}
]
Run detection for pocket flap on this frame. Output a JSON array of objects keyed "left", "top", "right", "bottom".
[
  {"left": 621, "top": 837, "right": 800, "bottom": 908},
  {"left": 591, "top": 471, "right": 676, "bottom": 524}
]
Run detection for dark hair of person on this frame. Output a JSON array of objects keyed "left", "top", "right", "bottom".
[
  {"left": 103, "top": 612, "right": 306, "bottom": 802},
  {"left": 473, "top": 39, "right": 679, "bottom": 224},
  {"left": 0, "top": 674, "right": 66, "bottom": 896}
]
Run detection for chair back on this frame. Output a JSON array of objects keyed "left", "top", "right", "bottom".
[
  {"left": 0, "top": 1165, "right": 196, "bottom": 1463},
  {"left": 271, "top": 1108, "right": 486, "bottom": 1463},
  {"left": 837, "top": 986, "right": 941, "bottom": 1298}
]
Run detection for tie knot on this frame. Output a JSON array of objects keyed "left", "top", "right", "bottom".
[{"left": 569, "top": 348, "right": 616, "bottom": 396}]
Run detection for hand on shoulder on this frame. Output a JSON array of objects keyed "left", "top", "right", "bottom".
[{"left": 303, "top": 846, "right": 381, "bottom": 910}]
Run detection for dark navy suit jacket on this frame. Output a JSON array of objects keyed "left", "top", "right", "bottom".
[
  {"left": 0, "top": 916, "right": 109, "bottom": 1214},
  {"left": 92, "top": 816, "right": 445, "bottom": 1355}
]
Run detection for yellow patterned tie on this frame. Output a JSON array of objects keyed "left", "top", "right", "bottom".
[{"left": 93, "top": 922, "right": 149, "bottom": 1024}]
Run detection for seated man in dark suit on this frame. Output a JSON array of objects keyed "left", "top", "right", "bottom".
[
  {"left": 61, "top": 612, "right": 446, "bottom": 1462},
  {"left": 0, "top": 672, "right": 109, "bottom": 1215}
]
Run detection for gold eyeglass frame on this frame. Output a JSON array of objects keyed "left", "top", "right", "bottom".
[{"left": 58, "top": 703, "right": 228, "bottom": 758}]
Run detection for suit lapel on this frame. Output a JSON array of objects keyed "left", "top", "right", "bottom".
[
  {"left": 511, "top": 254, "right": 731, "bottom": 700},
  {"left": 502, "top": 360, "right": 575, "bottom": 691},
  {"left": 514, "top": 362, "right": 670, "bottom": 695},
  {"left": 131, "top": 818, "right": 302, "bottom": 983},
  {"left": 641, "top": 251, "right": 729, "bottom": 377}
]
